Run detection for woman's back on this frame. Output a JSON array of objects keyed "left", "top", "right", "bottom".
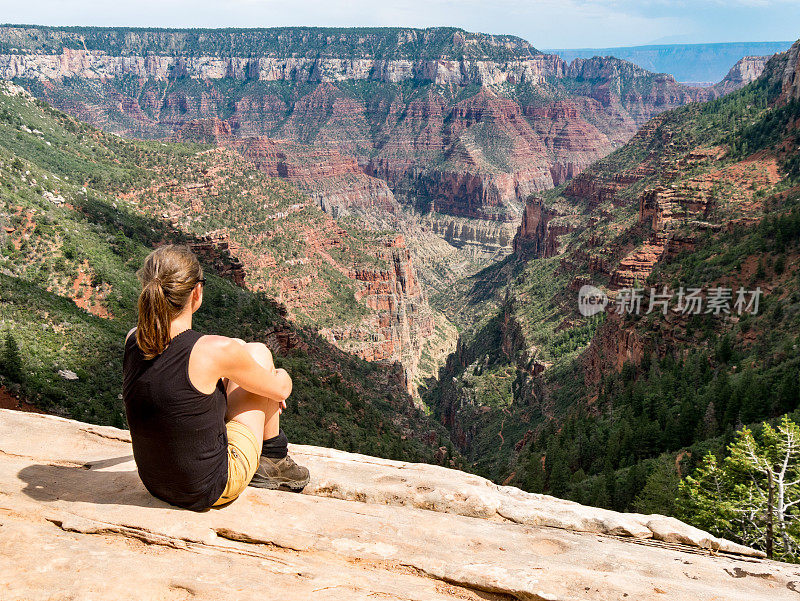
[{"left": 123, "top": 328, "right": 229, "bottom": 510}]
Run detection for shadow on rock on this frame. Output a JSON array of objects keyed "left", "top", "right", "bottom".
[{"left": 17, "top": 455, "right": 173, "bottom": 509}]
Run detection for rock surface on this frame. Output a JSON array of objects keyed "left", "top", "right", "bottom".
[
  {"left": 767, "top": 39, "right": 800, "bottom": 103},
  {"left": 224, "top": 136, "right": 401, "bottom": 221},
  {"left": 710, "top": 55, "right": 772, "bottom": 95},
  {"left": 1, "top": 408, "right": 797, "bottom": 600}
]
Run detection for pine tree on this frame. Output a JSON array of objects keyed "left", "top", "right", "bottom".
[
  {"left": 676, "top": 454, "right": 739, "bottom": 542},
  {"left": 677, "top": 417, "right": 800, "bottom": 561},
  {"left": 633, "top": 457, "right": 681, "bottom": 515},
  {"left": 548, "top": 454, "right": 571, "bottom": 498},
  {"left": 697, "top": 400, "right": 718, "bottom": 440},
  {"left": 776, "top": 371, "right": 799, "bottom": 415},
  {"left": 524, "top": 452, "right": 546, "bottom": 493},
  {"left": 620, "top": 462, "right": 646, "bottom": 511},
  {"left": 1, "top": 331, "right": 23, "bottom": 382},
  {"left": 602, "top": 463, "right": 617, "bottom": 510},
  {"left": 715, "top": 333, "right": 733, "bottom": 364},
  {"left": 587, "top": 475, "right": 610, "bottom": 509}
]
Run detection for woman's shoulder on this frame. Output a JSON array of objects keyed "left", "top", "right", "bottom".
[
  {"left": 187, "top": 334, "right": 243, "bottom": 389},
  {"left": 125, "top": 326, "right": 137, "bottom": 344},
  {"left": 191, "top": 335, "right": 250, "bottom": 374},
  {"left": 192, "top": 333, "right": 244, "bottom": 357},
  {"left": 195, "top": 333, "right": 234, "bottom": 346}
]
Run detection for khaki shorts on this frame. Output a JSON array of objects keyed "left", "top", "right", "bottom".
[{"left": 212, "top": 420, "right": 260, "bottom": 506}]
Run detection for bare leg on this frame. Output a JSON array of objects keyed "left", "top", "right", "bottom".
[
  {"left": 224, "top": 342, "right": 280, "bottom": 446},
  {"left": 221, "top": 340, "right": 308, "bottom": 492}
]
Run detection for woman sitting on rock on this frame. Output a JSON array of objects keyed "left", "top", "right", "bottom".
[{"left": 122, "top": 244, "right": 309, "bottom": 511}]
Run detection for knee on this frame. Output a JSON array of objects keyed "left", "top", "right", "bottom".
[
  {"left": 231, "top": 338, "right": 247, "bottom": 346},
  {"left": 244, "top": 342, "right": 274, "bottom": 369}
]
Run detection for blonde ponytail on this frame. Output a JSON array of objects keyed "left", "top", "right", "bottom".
[{"left": 135, "top": 245, "right": 203, "bottom": 360}]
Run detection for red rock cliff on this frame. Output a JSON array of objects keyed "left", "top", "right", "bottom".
[{"left": 321, "top": 234, "right": 435, "bottom": 393}]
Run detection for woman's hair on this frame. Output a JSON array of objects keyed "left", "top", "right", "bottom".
[{"left": 135, "top": 244, "right": 203, "bottom": 360}]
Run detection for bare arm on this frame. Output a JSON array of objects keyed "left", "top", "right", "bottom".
[{"left": 215, "top": 338, "right": 292, "bottom": 402}]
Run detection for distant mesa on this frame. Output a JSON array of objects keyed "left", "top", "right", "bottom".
[{"left": 547, "top": 41, "right": 795, "bottom": 85}]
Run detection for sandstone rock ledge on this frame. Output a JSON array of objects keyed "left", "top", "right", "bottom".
[{"left": 0, "top": 409, "right": 796, "bottom": 601}]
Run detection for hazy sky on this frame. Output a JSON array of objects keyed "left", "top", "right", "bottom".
[{"left": 0, "top": 0, "right": 797, "bottom": 49}]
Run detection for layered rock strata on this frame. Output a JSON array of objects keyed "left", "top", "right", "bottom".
[
  {"left": 0, "top": 25, "right": 756, "bottom": 261},
  {"left": 710, "top": 55, "right": 772, "bottom": 95},
  {"left": 320, "top": 235, "right": 435, "bottom": 392},
  {"left": 225, "top": 136, "right": 400, "bottom": 221}
]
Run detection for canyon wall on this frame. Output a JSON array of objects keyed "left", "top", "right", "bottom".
[
  {"left": 0, "top": 26, "right": 772, "bottom": 395},
  {"left": 512, "top": 197, "right": 568, "bottom": 259},
  {"left": 0, "top": 25, "right": 758, "bottom": 264},
  {"left": 517, "top": 39, "right": 800, "bottom": 400},
  {"left": 710, "top": 55, "right": 773, "bottom": 95},
  {"left": 112, "top": 138, "right": 436, "bottom": 394},
  {"left": 763, "top": 38, "right": 800, "bottom": 103},
  {"left": 223, "top": 135, "right": 400, "bottom": 221},
  {"left": 424, "top": 38, "right": 799, "bottom": 490},
  {"left": 320, "top": 235, "right": 436, "bottom": 392},
  {"left": 0, "top": 49, "right": 565, "bottom": 86}
]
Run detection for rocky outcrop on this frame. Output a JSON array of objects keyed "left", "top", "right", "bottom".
[
  {"left": 610, "top": 238, "right": 668, "bottom": 288},
  {"left": 321, "top": 235, "right": 435, "bottom": 392},
  {"left": 763, "top": 38, "right": 800, "bottom": 103},
  {"left": 608, "top": 141, "right": 778, "bottom": 289},
  {"left": 785, "top": 44, "right": 800, "bottom": 102},
  {"left": 582, "top": 309, "right": 654, "bottom": 397},
  {"left": 4, "top": 408, "right": 793, "bottom": 601},
  {"left": 188, "top": 230, "right": 247, "bottom": 287},
  {"left": 710, "top": 55, "right": 771, "bottom": 95},
  {"left": 425, "top": 212, "right": 519, "bottom": 260},
  {"left": 172, "top": 116, "right": 233, "bottom": 144},
  {"left": 512, "top": 197, "right": 569, "bottom": 258}
]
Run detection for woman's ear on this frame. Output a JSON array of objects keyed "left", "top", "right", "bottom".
[{"left": 192, "top": 284, "right": 202, "bottom": 311}]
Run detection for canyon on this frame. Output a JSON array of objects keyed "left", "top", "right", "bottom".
[
  {"left": 116, "top": 141, "right": 436, "bottom": 393},
  {"left": 0, "top": 25, "right": 769, "bottom": 390},
  {"left": 426, "top": 37, "right": 800, "bottom": 513},
  {"left": 1, "top": 25, "right": 763, "bottom": 253},
  {"left": 1, "top": 25, "right": 800, "bottom": 576}
]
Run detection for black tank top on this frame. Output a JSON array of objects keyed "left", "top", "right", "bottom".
[{"left": 122, "top": 328, "right": 228, "bottom": 511}]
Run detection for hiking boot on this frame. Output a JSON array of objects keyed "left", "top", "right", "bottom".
[{"left": 248, "top": 453, "right": 310, "bottom": 491}]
